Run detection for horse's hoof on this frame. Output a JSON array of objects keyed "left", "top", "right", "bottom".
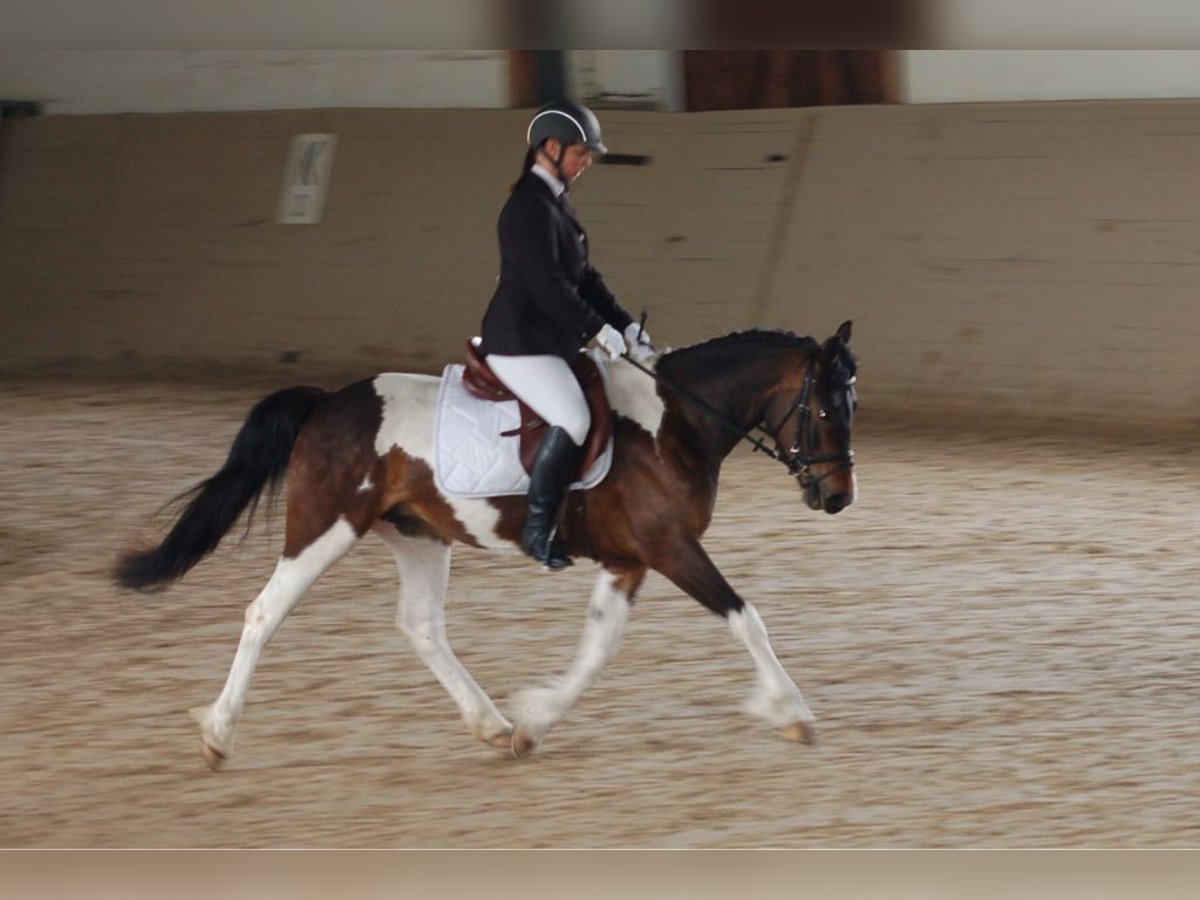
[
  {"left": 486, "top": 729, "right": 515, "bottom": 750},
  {"left": 200, "top": 741, "right": 226, "bottom": 771},
  {"left": 782, "top": 720, "right": 818, "bottom": 745},
  {"left": 510, "top": 728, "right": 539, "bottom": 759}
]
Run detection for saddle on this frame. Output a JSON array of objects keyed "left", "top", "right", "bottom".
[{"left": 462, "top": 340, "right": 613, "bottom": 481}]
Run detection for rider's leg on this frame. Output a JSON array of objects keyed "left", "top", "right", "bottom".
[{"left": 486, "top": 354, "right": 588, "bottom": 569}]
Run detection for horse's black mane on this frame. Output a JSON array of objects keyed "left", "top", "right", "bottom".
[
  {"left": 666, "top": 328, "right": 819, "bottom": 360},
  {"left": 660, "top": 329, "right": 820, "bottom": 372}
]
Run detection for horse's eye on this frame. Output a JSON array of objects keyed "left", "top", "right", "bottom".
[{"left": 817, "top": 408, "right": 828, "bottom": 419}]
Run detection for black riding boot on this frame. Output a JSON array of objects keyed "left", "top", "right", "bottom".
[{"left": 520, "top": 426, "right": 582, "bottom": 570}]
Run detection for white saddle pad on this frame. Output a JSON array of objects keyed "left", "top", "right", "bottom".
[{"left": 433, "top": 364, "right": 613, "bottom": 498}]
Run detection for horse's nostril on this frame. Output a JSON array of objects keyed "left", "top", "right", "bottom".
[{"left": 823, "top": 493, "right": 850, "bottom": 514}]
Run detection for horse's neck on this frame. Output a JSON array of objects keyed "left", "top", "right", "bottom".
[
  {"left": 674, "top": 345, "right": 792, "bottom": 419},
  {"left": 659, "top": 346, "right": 792, "bottom": 466}
]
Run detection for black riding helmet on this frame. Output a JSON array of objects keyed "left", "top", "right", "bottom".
[{"left": 527, "top": 99, "right": 608, "bottom": 157}]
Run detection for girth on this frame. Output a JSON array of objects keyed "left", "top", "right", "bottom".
[{"left": 462, "top": 340, "right": 613, "bottom": 480}]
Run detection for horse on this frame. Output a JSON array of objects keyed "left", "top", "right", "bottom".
[{"left": 114, "top": 321, "right": 858, "bottom": 768}]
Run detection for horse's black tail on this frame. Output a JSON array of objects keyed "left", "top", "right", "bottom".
[{"left": 114, "top": 385, "right": 329, "bottom": 593}]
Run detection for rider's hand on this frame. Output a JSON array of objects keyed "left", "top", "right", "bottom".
[
  {"left": 623, "top": 322, "right": 655, "bottom": 363},
  {"left": 594, "top": 323, "right": 627, "bottom": 360}
]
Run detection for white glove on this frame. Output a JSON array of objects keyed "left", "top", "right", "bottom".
[
  {"left": 623, "top": 322, "right": 655, "bottom": 363},
  {"left": 594, "top": 323, "right": 627, "bottom": 359}
]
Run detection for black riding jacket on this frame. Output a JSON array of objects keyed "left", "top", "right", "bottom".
[{"left": 479, "top": 173, "right": 633, "bottom": 360}]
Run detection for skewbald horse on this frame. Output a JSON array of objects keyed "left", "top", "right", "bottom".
[{"left": 115, "top": 322, "right": 858, "bottom": 767}]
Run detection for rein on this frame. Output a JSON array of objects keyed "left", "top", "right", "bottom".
[{"left": 620, "top": 351, "right": 855, "bottom": 486}]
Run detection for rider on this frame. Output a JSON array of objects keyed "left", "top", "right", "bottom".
[{"left": 478, "top": 98, "right": 654, "bottom": 570}]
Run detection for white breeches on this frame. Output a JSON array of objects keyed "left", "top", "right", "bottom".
[{"left": 486, "top": 354, "right": 590, "bottom": 445}]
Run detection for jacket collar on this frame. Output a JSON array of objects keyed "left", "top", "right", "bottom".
[{"left": 529, "top": 164, "right": 566, "bottom": 198}]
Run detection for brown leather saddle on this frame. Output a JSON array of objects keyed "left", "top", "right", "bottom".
[{"left": 462, "top": 340, "right": 613, "bottom": 480}]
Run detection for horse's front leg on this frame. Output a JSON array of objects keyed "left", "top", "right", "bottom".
[
  {"left": 510, "top": 566, "right": 642, "bottom": 757},
  {"left": 656, "top": 538, "right": 817, "bottom": 745}
]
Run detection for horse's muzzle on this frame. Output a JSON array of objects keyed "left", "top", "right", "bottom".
[
  {"left": 822, "top": 492, "right": 851, "bottom": 515},
  {"left": 801, "top": 470, "right": 855, "bottom": 514}
]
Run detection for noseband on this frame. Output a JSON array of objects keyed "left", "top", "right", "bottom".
[{"left": 622, "top": 354, "right": 855, "bottom": 486}]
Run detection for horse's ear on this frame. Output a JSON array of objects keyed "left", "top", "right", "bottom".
[{"left": 820, "top": 320, "right": 853, "bottom": 365}]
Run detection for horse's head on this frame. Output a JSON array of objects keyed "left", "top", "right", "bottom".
[{"left": 769, "top": 320, "right": 858, "bottom": 514}]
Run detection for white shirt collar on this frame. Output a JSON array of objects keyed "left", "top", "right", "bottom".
[{"left": 530, "top": 163, "right": 565, "bottom": 197}]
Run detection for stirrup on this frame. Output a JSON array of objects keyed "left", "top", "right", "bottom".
[
  {"left": 521, "top": 531, "right": 573, "bottom": 570},
  {"left": 539, "top": 539, "right": 573, "bottom": 570}
]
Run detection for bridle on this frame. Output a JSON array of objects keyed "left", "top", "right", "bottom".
[
  {"left": 621, "top": 351, "right": 856, "bottom": 488},
  {"left": 759, "top": 366, "right": 857, "bottom": 489}
]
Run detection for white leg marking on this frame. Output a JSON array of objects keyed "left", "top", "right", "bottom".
[
  {"left": 727, "top": 603, "right": 815, "bottom": 729},
  {"left": 511, "top": 569, "right": 630, "bottom": 748},
  {"left": 191, "top": 517, "right": 359, "bottom": 759},
  {"left": 373, "top": 523, "right": 512, "bottom": 745}
]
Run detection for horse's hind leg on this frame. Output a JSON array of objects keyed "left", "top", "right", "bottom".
[
  {"left": 510, "top": 566, "right": 641, "bottom": 757},
  {"left": 372, "top": 523, "right": 513, "bottom": 750},
  {"left": 190, "top": 518, "right": 359, "bottom": 768}
]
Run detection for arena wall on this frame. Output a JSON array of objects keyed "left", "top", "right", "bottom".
[{"left": 2, "top": 101, "right": 1198, "bottom": 424}]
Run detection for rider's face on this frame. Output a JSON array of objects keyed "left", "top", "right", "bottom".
[{"left": 542, "top": 140, "right": 595, "bottom": 183}]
